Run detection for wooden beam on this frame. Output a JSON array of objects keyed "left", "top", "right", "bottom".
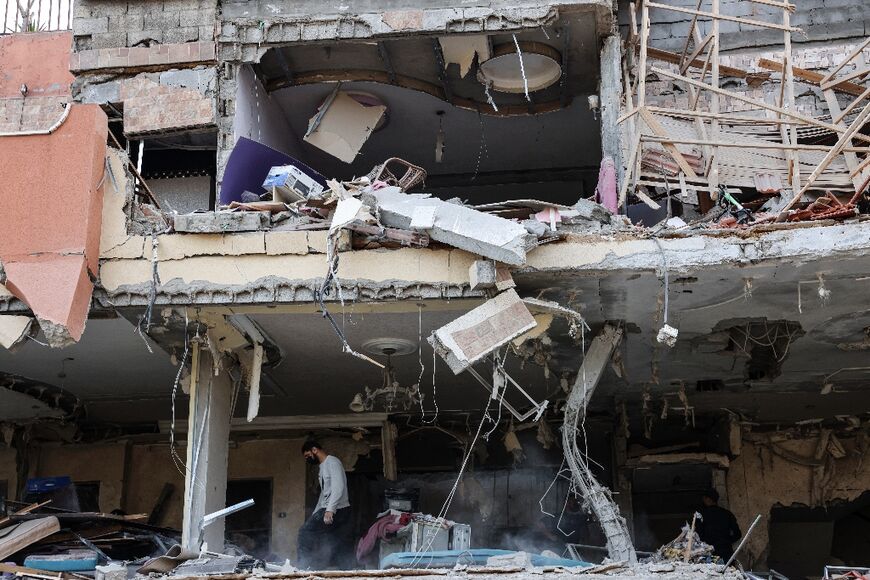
[
  {"left": 639, "top": 107, "right": 700, "bottom": 179},
  {"left": 757, "top": 58, "right": 868, "bottom": 97},
  {"left": 381, "top": 421, "right": 398, "bottom": 482},
  {"left": 647, "top": 106, "right": 815, "bottom": 125},
  {"left": 651, "top": 66, "right": 870, "bottom": 144},
  {"left": 784, "top": 100, "right": 870, "bottom": 207},
  {"left": 680, "top": 32, "right": 713, "bottom": 75},
  {"left": 821, "top": 65, "right": 870, "bottom": 91},
  {"left": 834, "top": 86, "right": 870, "bottom": 125},
  {"left": 824, "top": 88, "right": 866, "bottom": 190},
  {"left": 647, "top": 47, "right": 755, "bottom": 80},
  {"left": 646, "top": 2, "right": 800, "bottom": 31},
  {"left": 820, "top": 38, "right": 870, "bottom": 85},
  {"left": 642, "top": 135, "right": 869, "bottom": 152}
]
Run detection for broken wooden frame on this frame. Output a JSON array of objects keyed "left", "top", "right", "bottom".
[{"left": 620, "top": 0, "right": 870, "bottom": 211}]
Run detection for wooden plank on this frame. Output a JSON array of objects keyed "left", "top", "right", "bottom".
[
  {"left": 784, "top": 100, "right": 870, "bottom": 208},
  {"left": 651, "top": 66, "right": 870, "bottom": 144},
  {"left": 0, "top": 517, "right": 60, "bottom": 560},
  {"left": 619, "top": 131, "right": 643, "bottom": 208},
  {"left": 821, "top": 65, "right": 870, "bottom": 91},
  {"left": 647, "top": 106, "right": 808, "bottom": 125},
  {"left": 647, "top": 47, "right": 753, "bottom": 79},
  {"left": 824, "top": 88, "right": 866, "bottom": 190},
  {"left": 642, "top": 135, "right": 869, "bottom": 152},
  {"left": 834, "top": 86, "right": 870, "bottom": 124},
  {"left": 638, "top": 3, "right": 650, "bottom": 107},
  {"left": 0, "top": 501, "right": 51, "bottom": 529},
  {"left": 757, "top": 58, "right": 867, "bottom": 97},
  {"left": 680, "top": 32, "right": 713, "bottom": 75},
  {"left": 819, "top": 38, "right": 870, "bottom": 85},
  {"left": 645, "top": 2, "right": 800, "bottom": 31},
  {"left": 780, "top": 6, "right": 800, "bottom": 191},
  {"left": 639, "top": 108, "right": 700, "bottom": 178}
]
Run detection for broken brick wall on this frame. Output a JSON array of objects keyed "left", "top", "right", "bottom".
[
  {"left": 70, "top": 0, "right": 219, "bottom": 137},
  {"left": 726, "top": 430, "right": 870, "bottom": 570}
]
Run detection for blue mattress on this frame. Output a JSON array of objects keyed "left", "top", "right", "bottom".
[
  {"left": 24, "top": 552, "right": 99, "bottom": 572},
  {"left": 380, "top": 549, "right": 590, "bottom": 570}
]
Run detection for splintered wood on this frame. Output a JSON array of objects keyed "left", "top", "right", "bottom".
[{"left": 620, "top": 0, "right": 870, "bottom": 210}]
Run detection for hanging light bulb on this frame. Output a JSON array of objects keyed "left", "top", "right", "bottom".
[{"left": 349, "top": 393, "right": 365, "bottom": 413}]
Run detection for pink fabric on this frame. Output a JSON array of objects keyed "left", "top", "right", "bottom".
[
  {"left": 595, "top": 156, "right": 618, "bottom": 213},
  {"left": 356, "top": 512, "right": 411, "bottom": 561}
]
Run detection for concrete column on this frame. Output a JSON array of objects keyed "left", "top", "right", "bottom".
[
  {"left": 181, "top": 345, "right": 233, "bottom": 552},
  {"left": 599, "top": 34, "right": 626, "bottom": 190}
]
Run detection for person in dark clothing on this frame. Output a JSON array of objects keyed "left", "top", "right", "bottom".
[
  {"left": 297, "top": 440, "right": 353, "bottom": 570},
  {"left": 696, "top": 489, "right": 741, "bottom": 563}
]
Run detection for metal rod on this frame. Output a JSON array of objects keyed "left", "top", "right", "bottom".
[{"left": 722, "top": 514, "right": 761, "bottom": 570}]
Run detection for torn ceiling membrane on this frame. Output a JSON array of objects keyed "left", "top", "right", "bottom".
[{"left": 438, "top": 35, "right": 492, "bottom": 78}]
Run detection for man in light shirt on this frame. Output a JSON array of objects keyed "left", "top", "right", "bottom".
[{"left": 297, "top": 440, "right": 352, "bottom": 569}]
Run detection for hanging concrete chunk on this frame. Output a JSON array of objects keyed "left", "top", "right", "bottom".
[
  {"left": 429, "top": 289, "right": 536, "bottom": 374},
  {"left": 368, "top": 188, "right": 534, "bottom": 265},
  {"left": 303, "top": 91, "right": 386, "bottom": 164},
  {"left": 0, "top": 315, "right": 35, "bottom": 350}
]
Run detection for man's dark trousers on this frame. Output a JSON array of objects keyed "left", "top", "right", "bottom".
[{"left": 297, "top": 507, "right": 352, "bottom": 569}]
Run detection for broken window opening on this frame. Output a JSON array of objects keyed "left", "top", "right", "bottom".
[{"left": 241, "top": 25, "right": 602, "bottom": 207}]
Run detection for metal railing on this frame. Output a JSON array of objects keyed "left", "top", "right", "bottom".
[{"left": 2, "top": 0, "right": 73, "bottom": 34}]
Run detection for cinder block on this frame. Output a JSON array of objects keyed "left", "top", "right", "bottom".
[
  {"left": 128, "top": 29, "right": 164, "bottom": 46},
  {"left": 89, "top": 32, "right": 128, "bottom": 49},
  {"left": 164, "top": 27, "right": 199, "bottom": 44},
  {"left": 144, "top": 9, "right": 180, "bottom": 30},
  {"left": 73, "top": 16, "right": 109, "bottom": 34},
  {"left": 108, "top": 13, "right": 144, "bottom": 33}
]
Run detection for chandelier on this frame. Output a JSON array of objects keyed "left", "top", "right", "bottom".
[{"left": 349, "top": 346, "right": 421, "bottom": 413}]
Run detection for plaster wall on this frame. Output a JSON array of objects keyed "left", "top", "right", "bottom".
[
  {"left": 34, "top": 442, "right": 127, "bottom": 513},
  {"left": 227, "top": 439, "right": 307, "bottom": 559},
  {"left": 726, "top": 433, "right": 870, "bottom": 569},
  {"left": 29, "top": 439, "right": 307, "bottom": 559},
  {"left": 0, "top": 446, "right": 19, "bottom": 501}
]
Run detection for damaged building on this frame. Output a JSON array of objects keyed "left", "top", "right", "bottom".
[{"left": 1, "top": 0, "right": 870, "bottom": 578}]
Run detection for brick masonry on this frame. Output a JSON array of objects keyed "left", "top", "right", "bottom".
[
  {"left": 73, "top": 0, "right": 217, "bottom": 51},
  {"left": 119, "top": 70, "right": 216, "bottom": 135},
  {"left": 70, "top": 41, "right": 216, "bottom": 72},
  {"left": 0, "top": 96, "right": 70, "bottom": 133}
]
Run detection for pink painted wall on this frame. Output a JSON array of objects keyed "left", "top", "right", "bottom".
[
  {"left": 0, "top": 32, "right": 106, "bottom": 345},
  {"left": 0, "top": 31, "right": 73, "bottom": 98}
]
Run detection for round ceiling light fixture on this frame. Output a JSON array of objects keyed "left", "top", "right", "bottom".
[{"left": 478, "top": 41, "right": 562, "bottom": 94}]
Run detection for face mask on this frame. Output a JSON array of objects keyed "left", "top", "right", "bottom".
[{"left": 305, "top": 455, "right": 319, "bottom": 465}]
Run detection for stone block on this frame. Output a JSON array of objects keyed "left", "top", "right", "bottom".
[
  {"left": 173, "top": 212, "right": 270, "bottom": 233},
  {"left": 307, "top": 230, "right": 350, "bottom": 253}
]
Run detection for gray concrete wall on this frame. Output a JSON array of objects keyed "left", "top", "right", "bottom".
[{"left": 72, "top": 0, "right": 216, "bottom": 51}]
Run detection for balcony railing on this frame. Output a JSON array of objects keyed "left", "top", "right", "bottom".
[{"left": 2, "top": 0, "right": 72, "bottom": 34}]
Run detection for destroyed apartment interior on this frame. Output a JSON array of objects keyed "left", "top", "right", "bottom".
[{"left": 1, "top": 0, "right": 870, "bottom": 578}]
